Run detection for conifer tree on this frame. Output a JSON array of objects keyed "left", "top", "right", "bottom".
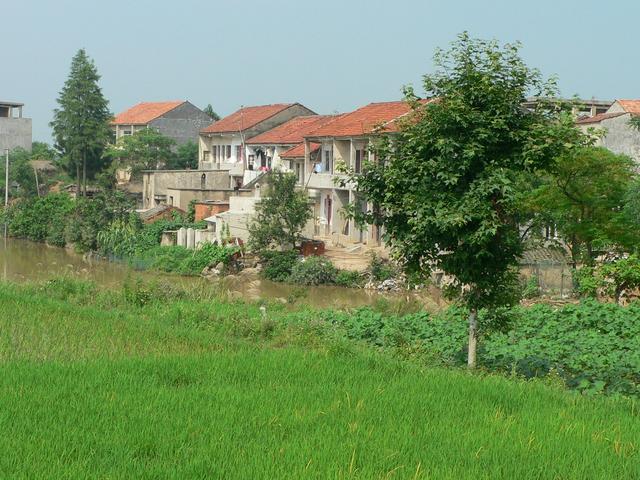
[{"left": 51, "top": 49, "right": 111, "bottom": 195}]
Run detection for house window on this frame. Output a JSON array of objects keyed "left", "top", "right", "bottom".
[
  {"left": 226, "top": 145, "right": 231, "bottom": 159},
  {"left": 323, "top": 146, "right": 333, "bottom": 173},
  {"left": 545, "top": 224, "right": 557, "bottom": 240},
  {"left": 123, "top": 130, "right": 132, "bottom": 136},
  {"left": 236, "top": 145, "right": 242, "bottom": 162},
  {"left": 203, "top": 150, "right": 210, "bottom": 162},
  {"left": 295, "top": 162, "right": 303, "bottom": 184},
  {"left": 248, "top": 154, "right": 255, "bottom": 170},
  {"left": 354, "top": 148, "right": 366, "bottom": 174}
]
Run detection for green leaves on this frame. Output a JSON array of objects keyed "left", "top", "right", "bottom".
[{"left": 248, "top": 171, "right": 312, "bottom": 252}]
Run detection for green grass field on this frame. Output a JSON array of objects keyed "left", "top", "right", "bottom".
[{"left": 0, "top": 280, "right": 638, "bottom": 479}]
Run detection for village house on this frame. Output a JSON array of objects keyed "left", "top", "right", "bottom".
[
  {"left": 0, "top": 100, "right": 32, "bottom": 153},
  {"left": 198, "top": 103, "right": 316, "bottom": 187},
  {"left": 576, "top": 99, "right": 640, "bottom": 163},
  {"left": 299, "top": 100, "right": 422, "bottom": 246},
  {"left": 111, "top": 101, "right": 211, "bottom": 145},
  {"left": 245, "top": 114, "right": 339, "bottom": 184}
]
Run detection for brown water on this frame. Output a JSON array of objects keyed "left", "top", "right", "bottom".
[{"left": 0, "top": 238, "right": 444, "bottom": 310}]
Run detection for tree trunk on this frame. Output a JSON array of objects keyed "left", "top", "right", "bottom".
[
  {"left": 76, "top": 162, "right": 81, "bottom": 197},
  {"left": 82, "top": 151, "right": 87, "bottom": 197},
  {"left": 467, "top": 308, "right": 478, "bottom": 369}
]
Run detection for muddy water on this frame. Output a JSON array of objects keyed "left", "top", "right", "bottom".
[{"left": 0, "top": 238, "right": 444, "bottom": 310}]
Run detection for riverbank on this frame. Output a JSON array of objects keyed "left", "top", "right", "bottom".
[{"left": 0, "top": 279, "right": 639, "bottom": 478}]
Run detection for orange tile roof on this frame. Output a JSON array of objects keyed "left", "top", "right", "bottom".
[
  {"left": 112, "top": 101, "right": 185, "bottom": 125},
  {"left": 305, "top": 100, "right": 421, "bottom": 138},
  {"left": 246, "top": 115, "right": 340, "bottom": 145},
  {"left": 201, "top": 103, "right": 297, "bottom": 134},
  {"left": 617, "top": 100, "right": 640, "bottom": 115},
  {"left": 575, "top": 112, "right": 625, "bottom": 125},
  {"left": 280, "top": 142, "right": 320, "bottom": 159}
]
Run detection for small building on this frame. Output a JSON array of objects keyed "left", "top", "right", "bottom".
[
  {"left": 522, "top": 97, "right": 613, "bottom": 119},
  {"left": 0, "top": 101, "right": 32, "bottom": 153},
  {"left": 206, "top": 195, "right": 262, "bottom": 244},
  {"left": 138, "top": 204, "right": 185, "bottom": 224},
  {"left": 193, "top": 200, "right": 229, "bottom": 222},
  {"left": 198, "top": 103, "right": 316, "bottom": 186},
  {"left": 576, "top": 99, "right": 640, "bottom": 164},
  {"left": 111, "top": 101, "right": 212, "bottom": 145}
]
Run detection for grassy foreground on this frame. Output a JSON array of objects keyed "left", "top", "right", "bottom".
[{"left": 0, "top": 280, "right": 638, "bottom": 479}]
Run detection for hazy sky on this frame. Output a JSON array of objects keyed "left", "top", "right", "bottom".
[{"left": 3, "top": 0, "right": 637, "bottom": 141}]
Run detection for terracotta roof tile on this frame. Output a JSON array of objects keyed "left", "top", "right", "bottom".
[
  {"left": 112, "top": 101, "right": 185, "bottom": 125},
  {"left": 617, "top": 100, "right": 640, "bottom": 115},
  {"left": 201, "top": 103, "right": 297, "bottom": 134},
  {"left": 246, "top": 115, "right": 340, "bottom": 145},
  {"left": 280, "top": 142, "right": 320, "bottom": 159},
  {"left": 305, "top": 100, "right": 426, "bottom": 138},
  {"left": 575, "top": 112, "right": 626, "bottom": 125}
]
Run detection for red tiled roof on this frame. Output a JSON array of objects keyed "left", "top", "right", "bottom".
[
  {"left": 112, "top": 101, "right": 185, "bottom": 125},
  {"left": 201, "top": 103, "right": 297, "bottom": 134},
  {"left": 305, "top": 100, "right": 423, "bottom": 138},
  {"left": 280, "top": 142, "right": 320, "bottom": 159},
  {"left": 246, "top": 115, "right": 340, "bottom": 145},
  {"left": 575, "top": 112, "right": 626, "bottom": 125},
  {"left": 617, "top": 100, "right": 640, "bottom": 115}
]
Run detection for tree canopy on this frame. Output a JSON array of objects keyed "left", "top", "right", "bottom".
[
  {"left": 204, "top": 104, "right": 221, "bottom": 121},
  {"left": 50, "top": 49, "right": 111, "bottom": 195},
  {"left": 528, "top": 147, "right": 637, "bottom": 264},
  {"left": 350, "top": 33, "right": 587, "bottom": 366},
  {"left": 106, "top": 128, "right": 175, "bottom": 176},
  {"left": 248, "top": 171, "right": 312, "bottom": 251}
]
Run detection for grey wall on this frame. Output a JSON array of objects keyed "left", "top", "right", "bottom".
[
  {"left": 599, "top": 114, "right": 640, "bottom": 164},
  {"left": 0, "top": 118, "right": 32, "bottom": 152},
  {"left": 150, "top": 102, "right": 212, "bottom": 145},
  {"left": 142, "top": 169, "right": 232, "bottom": 208}
]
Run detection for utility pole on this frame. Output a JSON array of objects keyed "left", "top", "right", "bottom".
[
  {"left": 4, "top": 148, "right": 8, "bottom": 207},
  {"left": 4, "top": 148, "right": 9, "bottom": 239}
]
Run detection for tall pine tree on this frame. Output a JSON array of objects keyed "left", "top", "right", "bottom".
[{"left": 51, "top": 49, "right": 111, "bottom": 195}]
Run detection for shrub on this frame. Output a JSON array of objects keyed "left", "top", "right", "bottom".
[
  {"left": 334, "top": 270, "right": 365, "bottom": 288},
  {"left": 260, "top": 250, "right": 299, "bottom": 282},
  {"left": 289, "top": 256, "right": 337, "bottom": 286},
  {"left": 368, "top": 252, "right": 396, "bottom": 282},
  {"left": 521, "top": 275, "right": 540, "bottom": 299}
]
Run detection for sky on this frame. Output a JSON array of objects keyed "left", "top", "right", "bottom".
[{"left": 2, "top": 0, "right": 638, "bottom": 142}]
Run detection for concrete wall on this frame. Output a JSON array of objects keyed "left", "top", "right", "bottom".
[
  {"left": 0, "top": 117, "right": 32, "bottom": 152},
  {"left": 150, "top": 102, "right": 212, "bottom": 145},
  {"left": 142, "top": 169, "right": 232, "bottom": 208},
  {"left": 596, "top": 114, "right": 640, "bottom": 164}
]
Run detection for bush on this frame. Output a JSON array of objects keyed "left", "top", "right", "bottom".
[
  {"left": 136, "top": 242, "right": 237, "bottom": 276},
  {"left": 334, "top": 270, "right": 365, "bottom": 288},
  {"left": 521, "top": 275, "right": 540, "bottom": 299},
  {"left": 260, "top": 250, "right": 299, "bottom": 282},
  {"left": 289, "top": 256, "right": 337, "bottom": 286},
  {"left": 368, "top": 252, "right": 397, "bottom": 282}
]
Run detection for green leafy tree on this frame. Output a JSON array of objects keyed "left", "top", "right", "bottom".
[
  {"left": 50, "top": 49, "right": 111, "bottom": 196},
  {"left": 529, "top": 147, "right": 637, "bottom": 264},
  {"left": 105, "top": 128, "right": 176, "bottom": 177},
  {"left": 166, "top": 141, "right": 198, "bottom": 170},
  {"left": 203, "top": 104, "right": 220, "bottom": 121},
  {"left": 0, "top": 148, "right": 38, "bottom": 198},
  {"left": 248, "top": 171, "right": 312, "bottom": 251},
  {"left": 348, "top": 33, "right": 585, "bottom": 367}
]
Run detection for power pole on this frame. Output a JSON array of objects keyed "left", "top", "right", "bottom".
[
  {"left": 4, "top": 148, "right": 8, "bottom": 239},
  {"left": 4, "top": 149, "right": 8, "bottom": 207}
]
